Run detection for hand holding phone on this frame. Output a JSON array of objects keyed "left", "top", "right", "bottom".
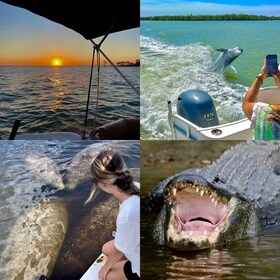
[{"left": 266, "top": 54, "right": 278, "bottom": 77}]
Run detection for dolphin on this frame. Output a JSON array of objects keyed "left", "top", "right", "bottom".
[{"left": 211, "top": 47, "right": 243, "bottom": 72}]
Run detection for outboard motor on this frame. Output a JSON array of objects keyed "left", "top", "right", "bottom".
[{"left": 177, "top": 89, "right": 219, "bottom": 128}]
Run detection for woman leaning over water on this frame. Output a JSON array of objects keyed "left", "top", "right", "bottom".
[{"left": 88, "top": 150, "right": 140, "bottom": 280}]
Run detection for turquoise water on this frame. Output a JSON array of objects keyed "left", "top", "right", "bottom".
[{"left": 141, "top": 20, "right": 280, "bottom": 139}]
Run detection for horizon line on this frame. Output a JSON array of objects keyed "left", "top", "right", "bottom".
[
  {"left": 141, "top": 13, "right": 280, "bottom": 17},
  {"left": 0, "top": 64, "right": 140, "bottom": 67}
]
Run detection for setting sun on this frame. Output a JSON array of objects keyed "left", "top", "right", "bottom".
[{"left": 51, "top": 58, "right": 63, "bottom": 66}]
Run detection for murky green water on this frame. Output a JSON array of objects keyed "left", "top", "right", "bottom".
[{"left": 140, "top": 141, "right": 280, "bottom": 279}]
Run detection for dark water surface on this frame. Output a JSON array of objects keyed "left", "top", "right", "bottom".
[
  {"left": 0, "top": 66, "right": 139, "bottom": 138},
  {"left": 140, "top": 141, "right": 280, "bottom": 279},
  {"left": 0, "top": 140, "right": 140, "bottom": 279}
]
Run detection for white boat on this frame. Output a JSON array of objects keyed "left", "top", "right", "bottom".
[
  {"left": 168, "top": 87, "right": 280, "bottom": 140},
  {"left": 80, "top": 253, "right": 108, "bottom": 280}
]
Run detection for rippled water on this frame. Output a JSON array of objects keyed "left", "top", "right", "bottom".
[
  {"left": 140, "top": 20, "right": 280, "bottom": 139},
  {"left": 142, "top": 216, "right": 280, "bottom": 279},
  {"left": 0, "top": 140, "right": 140, "bottom": 279},
  {"left": 0, "top": 66, "right": 139, "bottom": 138},
  {"left": 141, "top": 212, "right": 280, "bottom": 280}
]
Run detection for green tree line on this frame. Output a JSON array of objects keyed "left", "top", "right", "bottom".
[{"left": 141, "top": 14, "right": 280, "bottom": 21}]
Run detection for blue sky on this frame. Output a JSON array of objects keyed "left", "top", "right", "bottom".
[
  {"left": 141, "top": 0, "right": 280, "bottom": 16},
  {"left": 0, "top": 2, "right": 139, "bottom": 65}
]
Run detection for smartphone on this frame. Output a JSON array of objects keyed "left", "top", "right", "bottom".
[{"left": 266, "top": 54, "right": 278, "bottom": 77}]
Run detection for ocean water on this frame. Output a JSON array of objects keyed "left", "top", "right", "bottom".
[
  {"left": 0, "top": 140, "right": 139, "bottom": 279},
  {"left": 141, "top": 20, "right": 280, "bottom": 139},
  {"left": 0, "top": 66, "right": 139, "bottom": 138}
]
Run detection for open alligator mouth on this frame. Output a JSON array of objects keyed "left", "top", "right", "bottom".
[{"left": 163, "top": 174, "right": 239, "bottom": 250}]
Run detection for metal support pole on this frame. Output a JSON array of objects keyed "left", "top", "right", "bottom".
[
  {"left": 90, "top": 39, "right": 140, "bottom": 96},
  {"left": 9, "top": 120, "right": 21, "bottom": 140},
  {"left": 82, "top": 47, "right": 96, "bottom": 139}
]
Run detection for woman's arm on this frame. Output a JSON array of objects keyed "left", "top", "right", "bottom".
[
  {"left": 272, "top": 64, "right": 280, "bottom": 89},
  {"left": 98, "top": 245, "right": 124, "bottom": 280},
  {"left": 242, "top": 60, "right": 268, "bottom": 120}
]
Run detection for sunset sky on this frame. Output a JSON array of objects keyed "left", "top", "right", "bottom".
[
  {"left": 0, "top": 2, "right": 139, "bottom": 66},
  {"left": 141, "top": 0, "right": 280, "bottom": 16}
]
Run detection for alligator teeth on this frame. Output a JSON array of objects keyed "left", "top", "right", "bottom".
[
  {"left": 211, "top": 198, "right": 215, "bottom": 204},
  {"left": 214, "top": 200, "right": 218, "bottom": 207},
  {"left": 196, "top": 187, "right": 199, "bottom": 193},
  {"left": 200, "top": 190, "right": 204, "bottom": 197},
  {"left": 204, "top": 230, "right": 207, "bottom": 236},
  {"left": 172, "top": 188, "right": 177, "bottom": 196}
]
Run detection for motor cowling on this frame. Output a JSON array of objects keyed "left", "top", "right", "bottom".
[{"left": 177, "top": 89, "right": 219, "bottom": 128}]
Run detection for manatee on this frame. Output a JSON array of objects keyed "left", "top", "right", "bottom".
[
  {"left": 50, "top": 194, "right": 119, "bottom": 279},
  {"left": 0, "top": 200, "right": 68, "bottom": 280},
  {"left": 50, "top": 168, "right": 140, "bottom": 279},
  {"left": 25, "top": 153, "right": 64, "bottom": 190},
  {"left": 211, "top": 47, "right": 243, "bottom": 72},
  {"left": 142, "top": 141, "right": 280, "bottom": 251},
  {"left": 0, "top": 143, "right": 139, "bottom": 280},
  {"left": 64, "top": 142, "right": 129, "bottom": 190},
  {"left": 128, "top": 167, "right": 140, "bottom": 183}
]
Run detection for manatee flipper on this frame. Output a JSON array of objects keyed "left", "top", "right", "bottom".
[{"left": 0, "top": 200, "right": 68, "bottom": 280}]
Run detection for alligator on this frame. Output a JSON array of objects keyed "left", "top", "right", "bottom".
[{"left": 142, "top": 141, "right": 280, "bottom": 250}]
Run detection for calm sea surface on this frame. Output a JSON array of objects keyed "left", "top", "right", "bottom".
[
  {"left": 0, "top": 66, "right": 139, "bottom": 138},
  {"left": 140, "top": 141, "right": 280, "bottom": 280},
  {"left": 0, "top": 140, "right": 139, "bottom": 279},
  {"left": 141, "top": 20, "right": 280, "bottom": 139}
]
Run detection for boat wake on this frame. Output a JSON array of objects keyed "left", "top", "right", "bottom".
[{"left": 141, "top": 36, "right": 248, "bottom": 140}]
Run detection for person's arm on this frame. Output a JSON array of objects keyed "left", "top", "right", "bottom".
[
  {"left": 242, "top": 60, "right": 267, "bottom": 120},
  {"left": 98, "top": 244, "right": 124, "bottom": 280},
  {"left": 272, "top": 64, "right": 280, "bottom": 89}
]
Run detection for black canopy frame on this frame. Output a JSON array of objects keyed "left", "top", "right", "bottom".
[
  {"left": 1, "top": 0, "right": 139, "bottom": 40},
  {"left": 2, "top": 0, "right": 140, "bottom": 138}
]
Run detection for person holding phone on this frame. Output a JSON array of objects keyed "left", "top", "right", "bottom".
[{"left": 242, "top": 57, "right": 280, "bottom": 140}]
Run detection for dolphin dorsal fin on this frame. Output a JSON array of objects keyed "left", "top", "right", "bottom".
[{"left": 215, "top": 48, "right": 228, "bottom": 53}]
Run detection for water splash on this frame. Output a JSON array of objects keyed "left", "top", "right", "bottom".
[{"left": 141, "top": 36, "right": 248, "bottom": 140}]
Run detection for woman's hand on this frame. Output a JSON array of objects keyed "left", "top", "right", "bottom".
[
  {"left": 98, "top": 265, "right": 110, "bottom": 280},
  {"left": 272, "top": 64, "right": 280, "bottom": 89},
  {"left": 258, "top": 59, "right": 268, "bottom": 82}
]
